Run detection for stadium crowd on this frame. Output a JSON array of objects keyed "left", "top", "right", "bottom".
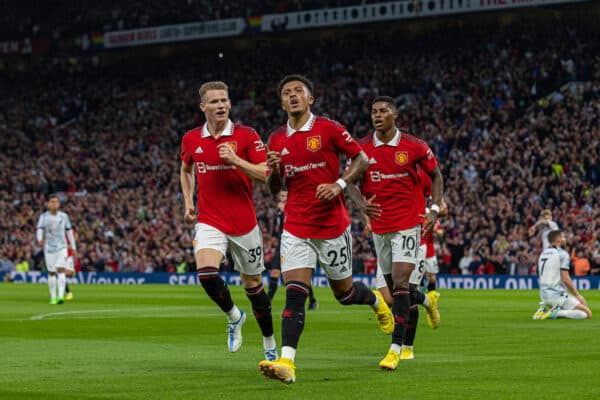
[
  {"left": 1, "top": 0, "right": 381, "bottom": 39},
  {"left": 1, "top": 19, "right": 599, "bottom": 276}
]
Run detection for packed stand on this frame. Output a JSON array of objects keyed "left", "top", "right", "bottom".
[
  {"left": 1, "top": 22, "right": 599, "bottom": 276},
  {"left": 0, "top": 0, "right": 382, "bottom": 39}
]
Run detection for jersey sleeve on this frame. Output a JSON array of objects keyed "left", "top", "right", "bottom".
[
  {"left": 559, "top": 250, "right": 570, "bottom": 270},
  {"left": 245, "top": 129, "right": 267, "bottom": 165},
  {"left": 36, "top": 213, "right": 45, "bottom": 230},
  {"left": 416, "top": 142, "right": 438, "bottom": 174},
  {"left": 418, "top": 168, "right": 432, "bottom": 197},
  {"left": 36, "top": 214, "right": 44, "bottom": 242},
  {"left": 64, "top": 213, "right": 72, "bottom": 230},
  {"left": 180, "top": 135, "right": 194, "bottom": 165},
  {"left": 331, "top": 122, "right": 362, "bottom": 159}
]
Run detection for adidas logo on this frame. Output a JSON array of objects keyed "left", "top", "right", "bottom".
[
  {"left": 281, "top": 147, "right": 290, "bottom": 155},
  {"left": 404, "top": 251, "right": 412, "bottom": 257},
  {"left": 369, "top": 157, "right": 377, "bottom": 164},
  {"left": 195, "top": 146, "right": 203, "bottom": 154}
]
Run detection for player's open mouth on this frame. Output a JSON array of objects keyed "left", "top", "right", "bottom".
[{"left": 216, "top": 111, "right": 226, "bottom": 116}]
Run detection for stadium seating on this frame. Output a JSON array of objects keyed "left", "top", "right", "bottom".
[{"left": 1, "top": 9, "right": 599, "bottom": 275}]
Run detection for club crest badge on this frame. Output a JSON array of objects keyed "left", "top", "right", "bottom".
[
  {"left": 395, "top": 151, "right": 408, "bottom": 165},
  {"left": 226, "top": 141, "right": 237, "bottom": 153},
  {"left": 307, "top": 136, "right": 321, "bottom": 152}
]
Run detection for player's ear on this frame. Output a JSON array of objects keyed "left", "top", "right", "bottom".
[
  {"left": 199, "top": 101, "right": 206, "bottom": 112},
  {"left": 307, "top": 94, "right": 315, "bottom": 105}
]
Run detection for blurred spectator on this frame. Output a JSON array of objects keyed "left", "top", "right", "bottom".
[
  {"left": 458, "top": 249, "right": 473, "bottom": 275},
  {"left": 571, "top": 248, "right": 591, "bottom": 276}
]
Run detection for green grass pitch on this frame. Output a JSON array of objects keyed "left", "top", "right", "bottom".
[{"left": 1, "top": 283, "right": 598, "bottom": 400}]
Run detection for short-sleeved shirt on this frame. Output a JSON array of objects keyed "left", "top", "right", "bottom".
[
  {"left": 180, "top": 119, "right": 266, "bottom": 236},
  {"left": 360, "top": 129, "right": 438, "bottom": 234},
  {"left": 37, "top": 211, "right": 72, "bottom": 253},
  {"left": 267, "top": 113, "right": 362, "bottom": 239},
  {"left": 538, "top": 246, "right": 570, "bottom": 296}
]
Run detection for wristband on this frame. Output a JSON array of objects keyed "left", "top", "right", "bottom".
[
  {"left": 430, "top": 204, "right": 440, "bottom": 214},
  {"left": 335, "top": 178, "right": 347, "bottom": 190}
]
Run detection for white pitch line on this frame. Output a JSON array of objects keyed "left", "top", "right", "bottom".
[
  {"left": 30, "top": 306, "right": 197, "bottom": 320},
  {"left": 26, "top": 308, "right": 362, "bottom": 321}
]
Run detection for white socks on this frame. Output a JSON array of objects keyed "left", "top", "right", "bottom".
[
  {"left": 281, "top": 346, "right": 296, "bottom": 361},
  {"left": 423, "top": 295, "right": 430, "bottom": 308},
  {"left": 372, "top": 294, "right": 380, "bottom": 309},
  {"left": 390, "top": 344, "right": 402, "bottom": 354},
  {"left": 48, "top": 275, "right": 57, "bottom": 299},
  {"left": 226, "top": 305, "right": 242, "bottom": 323},
  {"left": 263, "top": 335, "right": 276, "bottom": 350},
  {"left": 57, "top": 273, "right": 66, "bottom": 299},
  {"left": 557, "top": 310, "right": 587, "bottom": 319}
]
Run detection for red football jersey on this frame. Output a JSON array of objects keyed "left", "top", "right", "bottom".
[
  {"left": 180, "top": 120, "right": 266, "bottom": 235},
  {"left": 268, "top": 114, "right": 362, "bottom": 239},
  {"left": 360, "top": 129, "right": 438, "bottom": 234}
]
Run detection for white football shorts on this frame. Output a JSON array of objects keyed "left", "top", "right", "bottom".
[
  {"left": 372, "top": 226, "right": 420, "bottom": 275},
  {"left": 193, "top": 223, "right": 264, "bottom": 275},
  {"left": 44, "top": 248, "right": 68, "bottom": 273},
  {"left": 375, "top": 242, "right": 425, "bottom": 289},
  {"left": 541, "top": 292, "right": 580, "bottom": 310},
  {"left": 424, "top": 255, "right": 439, "bottom": 274},
  {"left": 280, "top": 226, "right": 352, "bottom": 281}
]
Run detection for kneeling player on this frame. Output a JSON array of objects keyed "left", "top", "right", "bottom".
[{"left": 533, "top": 230, "right": 592, "bottom": 320}]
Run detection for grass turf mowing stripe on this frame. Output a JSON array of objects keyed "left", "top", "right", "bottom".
[{"left": 0, "top": 283, "right": 598, "bottom": 399}]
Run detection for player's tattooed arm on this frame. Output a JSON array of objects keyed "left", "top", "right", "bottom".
[
  {"left": 316, "top": 151, "right": 369, "bottom": 201},
  {"left": 343, "top": 151, "right": 369, "bottom": 185}
]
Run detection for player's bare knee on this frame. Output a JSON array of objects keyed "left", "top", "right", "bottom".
[
  {"left": 391, "top": 272, "right": 410, "bottom": 291},
  {"left": 391, "top": 263, "right": 413, "bottom": 289},
  {"left": 270, "top": 269, "right": 281, "bottom": 278},
  {"left": 240, "top": 273, "right": 262, "bottom": 289}
]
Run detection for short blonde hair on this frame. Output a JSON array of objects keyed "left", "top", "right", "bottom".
[
  {"left": 541, "top": 209, "right": 552, "bottom": 218},
  {"left": 198, "top": 81, "right": 228, "bottom": 102}
]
